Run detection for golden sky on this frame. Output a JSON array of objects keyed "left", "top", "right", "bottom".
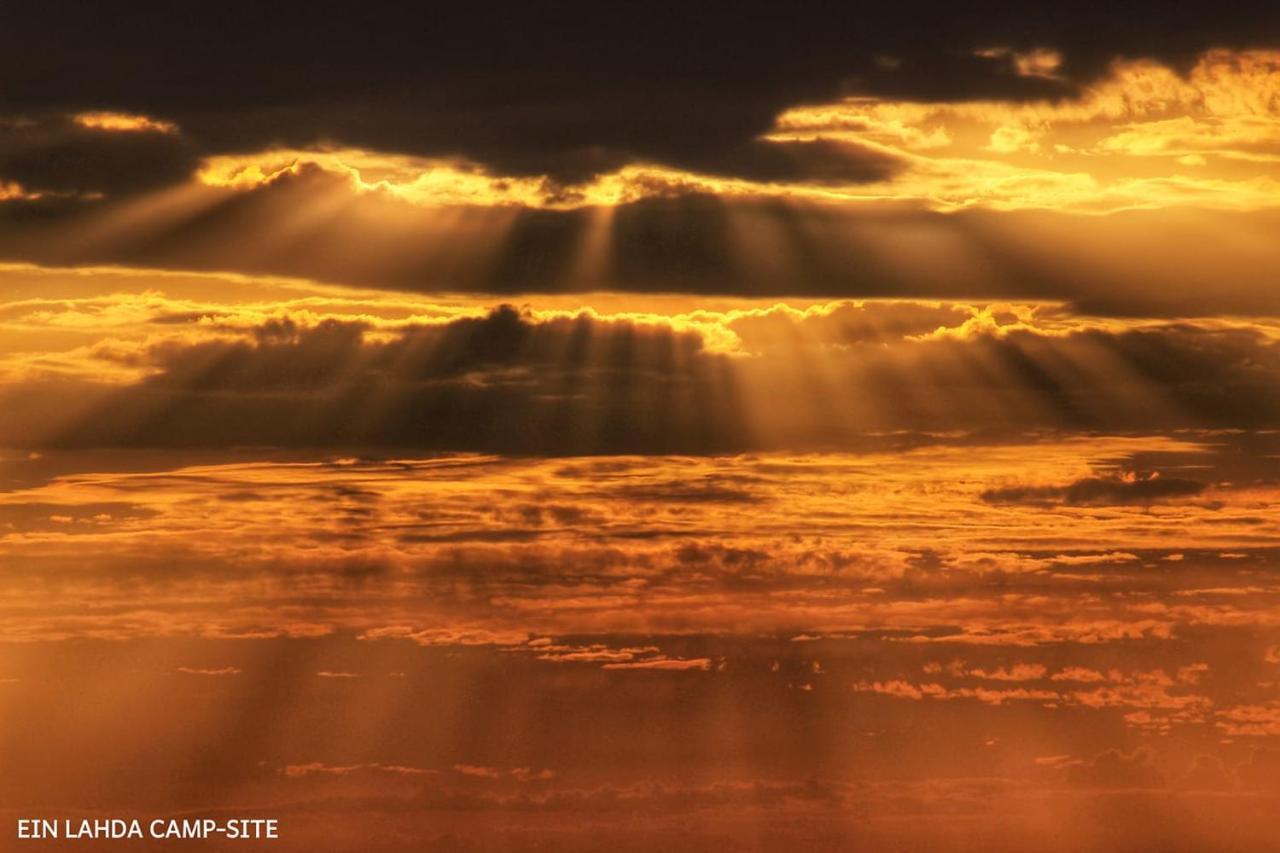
[{"left": 2, "top": 14, "right": 1280, "bottom": 851}]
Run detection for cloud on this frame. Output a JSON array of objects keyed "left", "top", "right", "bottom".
[
  {"left": 774, "top": 50, "right": 1280, "bottom": 212},
  {"left": 1179, "top": 754, "right": 1234, "bottom": 791},
  {"left": 0, "top": 418, "right": 1277, "bottom": 650},
  {"left": 282, "top": 762, "right": 434, "bottom": 778},
  {"left": 4, "top": 2, "right": 1277, "bottom": 192},
  {"left": 1067, "top": 748, "right": 1164, "bottom": 789},
  {"left": 6, "top": 188, "right": 1280, "bottom": 319},
  {"left": 674, "top": 138, "right": 903, "bottom": 185},
  {"left": 0, "top": 4, "right": 1211, "bottom": 182},
  {"left": 981, "top": 473, "right": 1208, "bottom": 506},
  {"left": 7, "top": 50, "right": 1279, "bottom": 216},
  {"left": 452, "top": 764, "right": 502, "bottom": 779},
  {"left": 174, "top": 666, "right": 241, "bottom": 676},
  {"left": 359, "top": 626, "right": 532, "bottom": 647},
  {"left": 976, "top": 47, "right": 1065, "bottom": 81},
  {"left": 0, "top": 113, "right": 196, "bottom": 197},
  {"left": 852, "top": 663, "right": 1218, "bottom": 727},
  {"left": 3, "top": 52, "right": 1280, "bottom": 315},
  {"left": 599, "top": 657, "right": 713, "bottom": 671},
  {"left": 1236, "top": 749, "right": 1280, "bottom": 788},
  {"left": 1216, "top": 701, "right": 1280, "bottom": 736},
  {"left": 967, "top": 664, "right": 1047, "bottom": 681},
  {"left": 453, "top": 765, "right": 554, "bottom": 782},
  {"left": 4, "top": 279, "right": 1280, "bottom": 453},
  {"left": 73, "top": 112, "right": 177, "bottom": 134},
  {"left": 12, "top": 304, "right": 746, "bottom": 453},
  {"left": 853, "top": 679, "right": 1062, "bottom": 705}
]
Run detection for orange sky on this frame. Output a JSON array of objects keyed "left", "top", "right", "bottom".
[{"left": 2, "top": 26, "right": 1280, "bottom": 853}]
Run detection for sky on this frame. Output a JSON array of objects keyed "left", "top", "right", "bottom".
[{"left": 2, "top": 4, "right": 1280, "bottom": 851}]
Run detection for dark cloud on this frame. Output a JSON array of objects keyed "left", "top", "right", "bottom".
[
  {"left": 982, "top": 475, "right": 1207, "bottom": 507},
  {"left": 22, "top": 306, "right": 749, "bottom": 454},
  {"left": 1, "top": 2, "right": 1277, "bottom": 182},
  {"left": 5, "top": 305, "right": 1280, "bottom": 453},
  {"left": 919, "top": 326, "right": 1280, "bottom": 430},
  {"left": 670, "top": 139, "right": 904, "bottom": 185},
  {"left": 0, "top": 114, "right": 196, "bottom": 197}
]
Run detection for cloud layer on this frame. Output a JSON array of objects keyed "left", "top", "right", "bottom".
[
  {"left": 2, "top": 268, "right": 1278, "bottom": 451},
  {"left": 2, "top": 51, "right": 1280, "bottom": 312}
]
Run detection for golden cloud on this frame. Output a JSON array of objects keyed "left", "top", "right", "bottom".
[
  {"left": 772, "top": 49, "right": 1280, "bottom": 212},
  {"left": 178, "top": 50, "right": 1280, "bottom": 214},
  {"left": 72, "top": 111, "right": 178, "bottom": 134}
]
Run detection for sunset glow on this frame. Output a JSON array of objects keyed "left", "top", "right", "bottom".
[{"left": 2, "top": 6, "right": 1280, "bottom": 852}]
